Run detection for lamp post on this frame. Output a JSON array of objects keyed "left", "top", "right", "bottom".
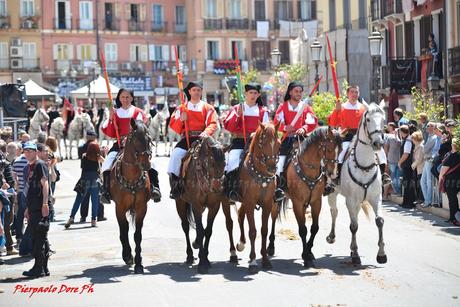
[
  {"left": 270, "top": 48, "right": 282, "bottom": 110},
  {"left": 368, "top": 30, "right": 383, "bottom": 103},
  {"left": 310, "top": 39, "right": 322, "bottom": 94}
]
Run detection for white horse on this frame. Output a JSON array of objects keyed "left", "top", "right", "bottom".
[
  {"left": 98, "top": 108, "right": 113, "bottom": 147},
  {"left": 148, "top": 107, "right": 169, "bottom": 156},
  {"left": 65, "top": 112, "right": 94, "bottom": 159},
  {"left": 165, "top": 125, "right": 180, "bottom": 157},
  {"left": 326, "top": 103, "right": 387, "bottom": 265},
  {"left": 28, "top": 108, "right": 50, "bottom": 140},
  {"left": 49, "top": 117, "right": 65, "bottom": 159}
]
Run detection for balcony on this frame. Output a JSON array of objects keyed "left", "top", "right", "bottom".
[
  {"left": 77, "top": 18, "right": 95, "bottom": 30},
  {"left": 102, "top": 18, "right": 120, "bottom": 31},
  {"left": 174, "top": 23, "right": 186, "bottom": 33},
  {"left": 225, "top": 18, "right": 249, "bottom": 30},
  {"left": 383, "top": 0, "right": 403, "bottom": 24},
  {"left": 55, "top": 59, "right": 71, "bottom": 71},
  {"left": 128, "top": 20, "right": 145, "bottom": 32},
  {"left": 151, "top": 21, "right": 167, "bottom": 32},
  {"left": 251, "top": 20, "right": 272, "bottom": 31},
  {"left": 0, "top": 15, "right": 10, "bottom": 29},
  {"left": 203, "top": 19, "right": 223, "bottom": 30},
  {"left": 53, "top": 18, "right": 72, "bottom": 30},
  {"left": 449, "top": 46, "right": 460, "bottom": 77},
  {"left": 23, "top": 58, "right": 40, "bottom": 69},
  {"left": 389, "top": 57, "right": 417, "bottom": 94},
  {"left": 20, "top": 16, "right": 39, "bottom": 29},
  {"left": 274, "top": 19, "right": 295, "bottom": 30}
]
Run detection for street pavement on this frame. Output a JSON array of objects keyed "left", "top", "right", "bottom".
[{"left": 1, "top": 148, "right": 460, "bottom": 307}]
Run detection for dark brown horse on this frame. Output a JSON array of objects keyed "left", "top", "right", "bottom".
[
  {"left": 229, "top": 122, "right": 281, "bottom": 274},
  {"left": 268, "top": 126, "right": 343, "bottom": 267},
  {"left": 110, "top": 119, "right": 152, "bottom": 274},
  {"left": 176, "top": 136, "right": 225, "bottom": 274}
]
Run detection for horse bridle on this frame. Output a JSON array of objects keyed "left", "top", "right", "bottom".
[
  {"left": 254, "top": 130, "right": 279, "bottom": 172},
  {"left": 357, "top": 110, "right": 383, "bottom": 146},
  {"left": 191, "top": 139, "right": 224, "bottom": 193},
  {"left": 125, "top": 130, "right": 152, "bottom": 167}
]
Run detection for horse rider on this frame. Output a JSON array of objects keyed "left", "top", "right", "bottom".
[
  {"left": 223, "top": 83, "right": 269, "bottom": 202},
  {"left": 100, "top": 88, "right": 161, "bottom": 204},
  {"left": 274, "top": 81, "right": 318, "bottom": 201},
  {"left": 167, "top": 81, "right": 218, "bottom": 199},
  {"left": 326, "top": 84, "right": 392, "bottom": 195}
]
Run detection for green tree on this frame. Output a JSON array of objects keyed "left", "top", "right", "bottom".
[
  {"left": 229, "top": 68, "right": 260, "bottom": 103},
  {"left": 403, "top": 87, "right": 445, "bottom": 122},
  {"left": 311, "top": 92, "right": 336, "bottom": 124}
]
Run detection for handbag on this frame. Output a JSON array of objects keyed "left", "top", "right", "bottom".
[
  {"left": 73, "top": 178, "right": 85, "bottom": 194},
  {"left": 439, "top": 162, "right": 460, "bottom": 193}
]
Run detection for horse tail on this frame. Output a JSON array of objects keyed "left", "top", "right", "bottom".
[
  {"left": 129, "top": 208, "right": 136, "bottom": 226},
  {"left": 278, "top": 198, "right": 289, "bottom": 222},
  {"left": 186, "top": 203, "right": 196, "bottom": 229},
  {"left": 361, "top": 201, "right": 372, "bottom": 221}
]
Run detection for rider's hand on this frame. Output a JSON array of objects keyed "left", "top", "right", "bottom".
[
  {"left": 335, "top": 99, "right": 342, "bottom": 110},
  {"left": 296, "top": 128, "right": 305, "bottom": 136},
  {"left": 180, "top": 112, "right": 187, "bottom": 122},
  {"left": 199, "top": 132, "right": 208, "bottom": 138}
]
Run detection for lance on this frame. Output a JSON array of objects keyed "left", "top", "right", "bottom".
[
  {"left": 234, "top": 45, "right": 247, "bottom": 144},
  {"left": 174, "top": 46, "right": 190, "bottom": 149}
]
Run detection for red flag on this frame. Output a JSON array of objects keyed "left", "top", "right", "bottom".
[{"left": 326, "top": 34, "right": 340, "bottom": 101}]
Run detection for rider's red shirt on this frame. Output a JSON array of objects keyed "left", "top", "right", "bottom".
[
  {"left": 274, "top": 101, "right": 318, "bottom": 135},
  {"left": 224, "top": 104, "right": 268, "bottom": 135},
  {"left": 328, "top": 101, "right": 366, "bottom": 129},
  {"left": 169, "top": 101, "right": 218, "bottom": 136},
  {"left": 102, "top": 106, "right": 146, "bottom": 138}
]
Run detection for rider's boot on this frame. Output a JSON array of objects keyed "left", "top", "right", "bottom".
[
  {"left": 323, "top": 163, "right": 342, "bottom": 196},
  {"left": 101, "top": 171, "right": 111, "bottom": 204},
  {"left": 224, "top": 169, "right": 241, "bottom": 203},
  {"left": 274, "top": 172, "right": 286, "bottom": 202},
  {"left": 169, "top": 174, "right": 183, "bottom": 200},
  {"left": 380, "top": 164, "right": 392, "bottom": 187},
  {"left": 148, "top": 168, "right": 161, "bottom": 203}
]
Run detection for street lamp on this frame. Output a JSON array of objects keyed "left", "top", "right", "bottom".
[
  {"left": 310, "top": 39, "right": 322, "bottom": 93},
  {"left": 368, "top": 30, "right": 383, "bottom": 103},
  {"left": 270, "top": 48, "right": 281, "bottom": 69}
]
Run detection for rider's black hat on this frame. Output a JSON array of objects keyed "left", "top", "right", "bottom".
[{"left": 184, "top": 81, "right": 203, "bottom": 101}]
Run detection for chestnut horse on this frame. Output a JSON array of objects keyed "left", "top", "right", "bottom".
[
  {"left": 267, "top": 127, "right": 343, "bottom": 267},
  {"left": 232, "top": 122, "right": 281, "bottom": 274},
  {"left": 110, "top": 119, "right": 152, "bottom": 274},
  {"left": 176, "top": 136, "right": 225, "bottom": 274}
]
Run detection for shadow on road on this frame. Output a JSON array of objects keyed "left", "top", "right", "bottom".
[
  {"left": 314, "top": 254, "right": 382, "bottom": 276},
  {"left": 64, "top": 265, "right": 132, "bottom": 284}
]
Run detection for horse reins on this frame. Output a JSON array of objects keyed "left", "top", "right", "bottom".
[{"left": 190, "top": 139, "right": 224, "bottom": 194}]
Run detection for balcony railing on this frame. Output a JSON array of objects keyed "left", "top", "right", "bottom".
[
  {"left": 20, "top": 16, "right": 39, "bottom": 29},
  {"left": 55, "top": 59, "right": 71, "bottom": 71},
  {"left": 383, "top": 0, "right": 403, "bottom": 17},
  {"left": 23, "top": 58, "right": 39, "bottom": 69},
  {"left": 389, "top": 57, "right": 417, "bottom": 94},
  {"left": 0, "top": 15, "right": 10, "bottom": 29},
  {"left": 151, "top": 21, "right": 167, "bottom": 32},
  {"left": 128, "top": 20, "right": 145, "bottom": 32},
  {"left": 225, "top": 18, "right": 249, "bottom": 30},
  {"left": 77, "top": 18, "right": 95, "bottom": 30},
  {"left": 174, "top": 23, "right": 186, "bottom": 33},
  {"left": 251, "top": 20, "right": 272, "bottom": 30},
  {"left": 203, "top": 19, "right": 223, "bottom": 30},
  {"left": 102, "top": 18, "right": 120, "bottom": 31},
  {"left": 449, "top": 46, "right": 460, "bottom": 77},
  {"left": 53, "top": 18, "right": 72, "bottom": 30}
]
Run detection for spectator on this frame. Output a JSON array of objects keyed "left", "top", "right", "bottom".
[
  {"left": 393, "top": 108, "right": 409, "bottom": 127},
  {"left": 421, "top": 122, "right": 437, "bottom": 208},
  {"left": 20, "top": 133, "right": 30, "bottom": 145},
  {"left": 37, "top": 144, "right": 55, "bottom": 222},
  {"left": 384, "top": 122, "right": 402, "bottom": 195},
  {"left": 0, "top": 150, "right": 18, "bottom": 256},
  {"left": 432, "top": 124, "right": 448, "bottom": 178},
  {"left": 398, "top": 125, "right": 415, "bottom": 208},
  {"left": 22, "top": 142, "right": 51, "bottom": 278},
  {"left": 419, "top": 113, "right": 429, "bottom": 142},
  {"left": 439, "top": 138, "right": 460, "bottom": 226},
  {"left": 411, "top": 131, "right": 425, "bottom": 204},
  {"left": 0, "top": 200, "right": 4, "bottom": 265},
  {"left": 12, "top": 143, "right": 29, "bottom": 252},
  {"left": 6, "top": 142, "right": 17, "bottom": 163},
  {"left": 388, "top": 88, "right": 399, "bottom": 123}
]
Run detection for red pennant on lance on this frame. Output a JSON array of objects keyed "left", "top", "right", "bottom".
[{"left": 326, "top": 34, "right": 340, "bottom": 101}]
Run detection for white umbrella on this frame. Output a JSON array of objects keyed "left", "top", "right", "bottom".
[
  {"left": 24, "top": 79, "right": 54, "bottom": 97},
  {"left": 70, "top": 75, "right": 120, "bottom": 99}
]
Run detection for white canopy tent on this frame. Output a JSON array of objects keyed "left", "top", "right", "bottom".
[
  {"left": 24, "top": 79, "right": 54, "bottom": 97},
  {"left": 70, "top": 75, "right": 120, "bottom": 99}
]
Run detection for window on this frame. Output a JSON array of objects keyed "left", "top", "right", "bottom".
[
  {"left": 0, "top": 42, "right": 8, "bottom": 69},
  {"left": 395, "top": 25, "right": 404, "bottom": 57},
  {"left": 20, "top": 0, "right": 34, "bottom": 17},
  {"left": 79, "top": 1, "right": 93, "bottom": 30},
  {"left": 153, "top": 4, "right": 163, "bottom": 25},
  {"left": 23, "top": 42, "right": 36, "bottom": 68},
  {"left": 229, "top": 0, "right": 241, "bottom": 18},
  {"left": 205, "top": 0, "right": 217, "bottom": 18},
  {"left": 78, "top": 44, "right": 93, "bottom": 61},
  {"left": 55, "top": 44, "right": 71, "bottom": 60},
  {"left": 343, "top": 0, "right": 351, "bottom": 29},
  {"left": 329, "top": 0, "right": 336, "bottom": 31},
  {"left": 419, "top": 15, "right": 433, "bottom": 50},
  {"left": 231, "top": 41, "right": 244, "bottom": 60},
  {"left": 359, "top": 0, "right": 367, "bottom": 29},
  {"left": 298, "top": 0, "right": 314, "bottom": 20},
  {"left": 254, "top": 0, "right": 265, "bottom": 20},
  {"left": 279, "top": 41, "right": 290, "bottom": 64},
  {"left": 0, "top": 0, "right": 6, "bottom": 16},
  {"left": 105, "top": 43, "right": 117, "bottom": 61},
  {"left": 176, "top": 6, "right": 185, "bottom": 25},
  {"left": 405, "top": 21, "right": 414, "bottom": 57},
  {"left": 207, "top": 41, "right": 219, "bottom": 60},
  {"left": 275, "top": 1, "right": 293, "bottom": 20},
  {"left": 131, "top": 4, "right": 138, "bottom": 21}
]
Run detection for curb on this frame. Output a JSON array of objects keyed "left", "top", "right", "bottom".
[{"left": 387, "top": 194, "right": 450, "bottom": 220}]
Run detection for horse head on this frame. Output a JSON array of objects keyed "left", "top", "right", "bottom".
[
  {"left": 323, "top": 127, "right": 344, "bottom": 179},
  {"left": 360, "top": 103, "right": 385, "bottom": 151},
  {"left": 126, "top": 118, "right": 152, "bottom": 171},
  {"left": 250, "top": 122, "right": 281, "bottom": 174},
  {"left": 192, "top": 136, "right": 225, "bottom": 193}
]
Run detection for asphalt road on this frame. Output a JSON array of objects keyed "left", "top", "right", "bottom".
[{"left": 1, "top": 150, "right": 459, "bottom": 307}]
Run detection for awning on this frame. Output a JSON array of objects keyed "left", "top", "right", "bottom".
[
  {"left": 70, "top": 75, "right": 120, "bottom": 99},
  {"left": 24, "top": 79, "right": 54, "bottom": 97}
]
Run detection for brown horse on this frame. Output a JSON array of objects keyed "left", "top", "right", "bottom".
[
  {"left": 110, "top": 119, "right": 152, "bottom": 274},
  {"left": 268, "top": 126, "right": 343, "bottom": 267},
  {"left": 230, "top": 122, "right": 281, "bottom": 274},
  {"left": 176, "top": 136, "right": 225, "bottom": 274}
]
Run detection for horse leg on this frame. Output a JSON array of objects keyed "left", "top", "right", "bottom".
[
  {"left": 292, "top": 198, "right": 309, "bottom": 267},
  {"left": 176, "top": 200, "right": 194, "bottom": 264},
  {"left": 200, "top": 203, "right": 220, "bottom": 271},
  {"left": 236, "top": 205, "right": 246, "bottom": 252},
  {"left": 133, "top": 205, "right": 147, "bottom": 274},
  {"left": 371, "top": 197, "right": 387, "bottom": 264},
  {"left": 260, "top": 202, "right": 272, "bottom": 270},
  {"left": 192, "top": 207, "right": 207, "bottom": 274},
  {"left": 347, "top": 201, "right": 361, "bottom": 265},
  {"left": 222, "top": 200, "right": 238, "bottom": 263},
  {"left": 267, "top": 202, "right": 279, "bottom": 257},
  {"left": 116, "top": 207, "right": 133, "bottom": 266},
  {"left": 326, "top": 193, "right": 338, "bottom": 244},
  {"left": 305, "top": 198, "right": 321, "bottom": 268},
  {"left": 246, "top": 204, "right": 258, "bottom": 274}
]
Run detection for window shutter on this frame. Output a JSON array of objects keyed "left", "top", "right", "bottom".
[
  {"left": 125, "top": 3, "right": 131, "bottom": 19},
  {"left": 114, "top": 3, "right": 120, "bottom": 17},
  {"left": 162, "top": 45, "right": 170, "bottom": 61},
  {"left": 180, "top": 45, "right": 187, "bottom": 62},
  {"left": 149, "top": 44, "right": 156, "bottom": 60},
  {"left": 140, "top": 4, "right": 146, "bottom": 21},
  {"left": 90, "top": 45, "right": 97, "bottom": 60},
  {"left": 130, "top": 45, "right": 137, "bottom": 62},
  {"left": 68, "top": 44, "right": 74, "bottom": 59},
  {"left": 141, "top": 45, "right": 148, "bottom": 62},
  {"left": 53, "top": 45, "right": 59, "bottom": 60},
  {"left": 76, "top": 44, "right": 82, "bottom": 60}
]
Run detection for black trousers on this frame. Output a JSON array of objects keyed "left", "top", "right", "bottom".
[
  {"left": 29, "top": 212, "right": 49, "bottom": 263},
  {"left": 445, "top": 180, "right": 460, "bottom": 221},
  {"left": 402, "top": 167, "right": 416, "bottom": 207}
]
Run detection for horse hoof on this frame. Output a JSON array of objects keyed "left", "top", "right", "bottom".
[
  {"left": 248, "top": 265, "right": 258, "bottom": 275},
  {"left": 262, "top": 260, "right": 272, "bottom": 270},
  {"left": 351, "top": 256, "right": 361, "bottom": 265},
  {"left": 236, "top": 242, "right": 245, "bottom": 252},
  {"left": 267, "top": 246, "right": 275, "bottom": 257},
  {"left": 326, "top": 236, "right": 335, "bottom": 244},
  {"left": 229, "top": 255, "right": 238, "bottom": 264},
  {"left": 192, "top": 241, "right": 199, "bottom": 249},
  {"left": 186, "top": 256, "right": 195, "bottom": 265},
  {"left": 377, "top": 255, "right": 387, "bottom": 264},
  {"left": 123, "top": 255, "right": 134, "bottom": 266},
  {"left": 134, "top": 265, "right": 144, "bottom": 274},
  {"left": 197, "top": 265, "right": 209, "bottom": 274}
]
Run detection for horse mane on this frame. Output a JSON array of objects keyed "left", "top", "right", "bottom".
[
  {"left": 366, "top": 102, "right": 384, "bottom": 116},
  {"left": 130, "top": 120, "right": 151, "bottom": 146},
  {"left": 200, "top": 137, "right": 225, "bottom": 163},
  {"left": 299, "top": 126, "right": 328, "bottom": 155}
]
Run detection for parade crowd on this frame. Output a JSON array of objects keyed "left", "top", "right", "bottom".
[{"left": 0, "top": 82, "right": 459, "bottom": 284}]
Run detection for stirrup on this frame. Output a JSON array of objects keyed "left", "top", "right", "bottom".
[
  {"left": 274, "top": 189, "right": 285, "bottom": 202},
  {"left": 151, "top": 186, "right": 161, "bottom": 203},
  {"left": 101, "top": 192, "right": 111, "bottom": 204},
  {"left": 228, "top": 190, "right": 241, "bottom": 203}
]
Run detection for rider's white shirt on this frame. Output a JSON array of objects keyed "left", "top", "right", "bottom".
[{"left": 101, "top": 105, "right": 143, "bottom": 128}]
